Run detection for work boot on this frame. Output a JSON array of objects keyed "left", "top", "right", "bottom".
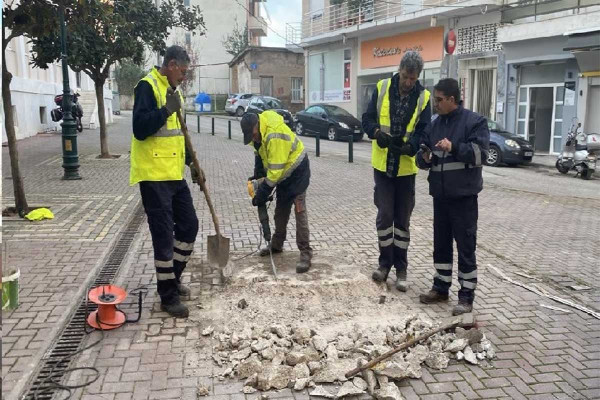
[
  {"left": 177, "top": 283, "right": 191, "bottom": 297},
  {"left": 296, "top": 253, "right": 312, "bottom": 273},
  {"left": 259, "top": 244, "right": 283, "bottom": 257},
  {"left": 419, "top": 289, "right": 449, "bottom": 304},
  {"left": 160, "top": 301, "right": 189, "bottom": 318},
  {"left": 395, "top": 269, "right": 408, "bottom": 292},
  {"left": 372, "top": 266, "right": 391, "bottom": 283},
  {"left": 452, "top": 301, "right": 473, "bottom": 316}
]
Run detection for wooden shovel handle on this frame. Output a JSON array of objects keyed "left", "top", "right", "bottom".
[
  {"left": 176, "top": 111, "right": 221, "bottom": 237},
  {"left": 345, "top": 320, "right": 459, "bottom": 379}
]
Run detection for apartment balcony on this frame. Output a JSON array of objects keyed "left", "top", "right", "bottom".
[
  {"left": 301, "top": 0, "right": 503, "bottom": 45},
  {"left": 249, "top": 14, "right": 267, "bottom": 37}
]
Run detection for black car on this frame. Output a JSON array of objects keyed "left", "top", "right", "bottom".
[
  {"left": 485, "top": 120, "right": 534, "bottom": 167},
  {"left": 294, "top": 104, "right": 364, "bottom": 141},
  {"left": 245, "top": 95, "right": 294, "bottom": 131}
]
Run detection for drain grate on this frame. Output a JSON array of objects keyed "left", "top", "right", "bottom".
[{"left": 24, "top": 204, "right": 146, "bottom": 400}]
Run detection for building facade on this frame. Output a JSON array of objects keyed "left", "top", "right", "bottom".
[
  {"left": 162, "top": 0, "right": 267, "bottom": 99},
  {"left": 294, "top": 0, "right": 600, "bottom": 154},
  {"left": 3, "top": 36, "right": 113, "bottom": 142},
  {"left": 229, "top": 46, "right": 305, "bottom": 113}
]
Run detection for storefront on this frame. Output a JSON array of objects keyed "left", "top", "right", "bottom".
[
  {"left": 357, "top": 26, "right": 444, "bottom": 117},
  {"left": 501, "top": 33, "right": 580, "bottom": 154}
]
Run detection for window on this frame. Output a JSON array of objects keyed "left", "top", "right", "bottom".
[
  {"left": 185, "top": 32, "right": 191, "bottom": 47},
  {"left": 343, "top": 49, "right": 351, "bottom": 101},
  {"left": 39, "top": 107, "right": 47, "bottom": 124},
  {"left": 76, "top": 72, "right": 82, "bottom": 88},
  {"left": 308, "top": 49, "right": 348, "bottom": 104},
  {"left": 11, "top": 106, "right": 18, "bottom": 127},
  {"left": 310, "top": 0, "right": 324, "bottom": 18},
  {"left": 307, "top": 106, "right": 325, "bottom": 115},
  {"left": 265, "top": 98, "right": 283, "bottom": 109},
  {"left": 291, "top": 77, "right": 303, "bottom": 103},
  {"left": 260, "top": 77, "right": 273, "bottom": 97},
  {"left": 184, "top": 0, "right": 190, "bottom": 6}
]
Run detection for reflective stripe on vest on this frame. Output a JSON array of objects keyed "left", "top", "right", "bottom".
[{"left": 371, "top": 79, "right": 430, "bottom": 176}]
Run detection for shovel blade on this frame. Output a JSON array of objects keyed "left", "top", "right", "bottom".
[{"left": 207, "top": 234, "right": 230, "bottom": 271}]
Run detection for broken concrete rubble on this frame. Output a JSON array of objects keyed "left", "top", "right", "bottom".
[
  {"left": 210, "top": 316, "right": 489, "bottom": 396},
  {"left": 374, "top": 383, "right": 404, "bottom": 400},
  {"left": 309, "top": 385, "right": 335, "bottom": 398},
  {"left": 337, "top": 380, "right": 366, "bottom": 397}
]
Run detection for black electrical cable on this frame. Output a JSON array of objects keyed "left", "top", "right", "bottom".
[{"left": 32, "top": 286, "right": 146, "bottom": 399}]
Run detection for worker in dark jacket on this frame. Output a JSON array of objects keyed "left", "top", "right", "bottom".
[
  {"left": 130, "top": 45, "right": 204, "bottom": 318},
  {"left": 241, "top": 111, "right": 312, "bottom": 273},
  {"left": 416, "top": 78, "right": 489, "bottom": 316},
  {"left": 362, "top": 51, "right": 431, "bottom": 292}
]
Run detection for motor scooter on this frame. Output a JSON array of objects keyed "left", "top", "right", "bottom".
[{"left": 556, "top": 117, "right": 599, "bottom": 180}]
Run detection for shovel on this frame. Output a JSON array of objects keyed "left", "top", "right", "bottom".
[{"left": 176, "top": 110, "right": 230, "bottom": 281}]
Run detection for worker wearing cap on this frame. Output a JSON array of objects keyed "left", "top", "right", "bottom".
[
  {"left": 130, "top": 45, "right": 205, "bottom": 318},
  {"left": 240, "top": 111, "right": 312, "bottom": 273}
]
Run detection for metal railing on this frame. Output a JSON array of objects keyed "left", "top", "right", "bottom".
[
  {"left": 286, "top": 23, "right": 302, "bottom": 46},
  {"left": 301, "top": 0, "right": 484, "bottom": 39}
]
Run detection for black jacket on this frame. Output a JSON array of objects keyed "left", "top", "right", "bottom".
[
  {"left": 361, "top": 75, "right": 431, "bottom": 157},
  {"left": 253, "top": 145, "right": 310, "bottom": 204},
  {"left": 416, "top": 106, "right": 489, "bottom": 198}
]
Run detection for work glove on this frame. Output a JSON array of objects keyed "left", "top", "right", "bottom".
[
  {"left": 165, "top": 87, "right": 181, "bottom": 115},
  {"left": 252, "top": 180, "right": 272, "bottom": 207},
  {"left": 375, "top": 130, "right": 391, "bottom": 148},
  {"left": 389, "top": 142, "right": 412, "bottom": 155},
  {"left": 189, "top": 163, "right": 206, "bottom": 189}
]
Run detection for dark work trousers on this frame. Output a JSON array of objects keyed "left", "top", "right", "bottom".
[
  {"left": 432, "top": 195, "right": 478, "bottom": 304},
  {"left": 373, "top": 169, "right": 416, "bottom": 274},
  {"left": 271, "top": 191, "right": 312, "bottom": 260},
  {"left": 139, "top": 180, "right": 199, "bottom": 305}
]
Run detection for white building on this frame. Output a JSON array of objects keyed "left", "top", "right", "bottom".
[
  {"left": 3, "top": 35, "right": 114, "bottom": 142},
  {"left": 161, "top": 0, "right": 268, "bottom": 98}
]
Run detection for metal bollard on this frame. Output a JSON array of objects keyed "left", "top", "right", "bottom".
[
  {"left": 348, "top": 134, "right": 354, "bottom": 163},
  {"left": 211, "top": 117, "right": 215, "bottom": 135},
  {"left": 315, "top": 134, "right": 320, "bottom": 157},
  {"left": 228, "top": 120, "right": 231, "bottom": 140},
  {"left": 197, "top": 114, "right": 200, "bottom": 133}
]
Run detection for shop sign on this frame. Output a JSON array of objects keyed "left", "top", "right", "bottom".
[{"left": 361, "top": 27, "right": 444, "bottom": 70}]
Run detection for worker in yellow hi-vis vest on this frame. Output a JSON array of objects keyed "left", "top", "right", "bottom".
[
  {"left": 130, "top": 45, "right": 205, "bottom": 318},
  {"left": 361, "top": 51, "right": 431, "bottom": 292}
]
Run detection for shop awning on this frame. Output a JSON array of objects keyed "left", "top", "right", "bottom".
[{"left": 563, "top": 30, "right": 600, "bottom": 73}]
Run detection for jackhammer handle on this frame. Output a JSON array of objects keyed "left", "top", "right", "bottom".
[{"left": 176, "top": 110, "right": 222, "bottom": 237}]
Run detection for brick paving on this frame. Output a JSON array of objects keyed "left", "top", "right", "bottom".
[{"left": 3, "top": 112, "right": 600, "bottom": 399}]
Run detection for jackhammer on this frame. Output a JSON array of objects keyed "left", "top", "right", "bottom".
[{"left": 247, "top": 178, "right": 277, "bottom": 278}]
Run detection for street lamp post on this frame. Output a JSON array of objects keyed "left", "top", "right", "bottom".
[{"left": 59, "top": 3, "right": 81, "bottom": 180}]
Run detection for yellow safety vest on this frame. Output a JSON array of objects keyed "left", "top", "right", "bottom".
[
  {"left": 253, "top": 110, "right": 306, "bottom": 187},
  {"left": 372, "top": 79, "right": 430, "bottom": 176},
  {"left": 129, "top": 67, "right": 186, "bottom": 185}
]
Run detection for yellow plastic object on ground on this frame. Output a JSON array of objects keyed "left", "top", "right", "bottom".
[{"left": 24, "top": 208, "right": 54, "bottom": 221}]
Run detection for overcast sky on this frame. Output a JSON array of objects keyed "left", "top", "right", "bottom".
[{"left": 261, "top": 1, "right": 303, "bottom": 47}]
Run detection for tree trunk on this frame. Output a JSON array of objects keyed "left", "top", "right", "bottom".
[
  {"left": 2, "top": 54, "right": 29, "bottom": 216},
  {"left": 95, "top": 79, "right": 110, "bottom": 158}
]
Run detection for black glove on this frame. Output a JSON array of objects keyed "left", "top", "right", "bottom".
[
  {"left": 375, "top": 130, "right": 391, "bottom": 148},
  {"left": 252, "top": 180, "right": 272, "bottom": 207},
  {"left": 189, "top": 163, "right": 205, "bottom": 189},
  {"left": 248, "top": 175, "right": 256, "bottom": 181},
  {"left": 389, "top": 142, "right": 412, "bottom": 155},
  {"left": 165, "top": 88, "right": 181, "bottom": 115}
]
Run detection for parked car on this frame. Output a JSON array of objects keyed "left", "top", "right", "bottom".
[
  {"left": 244, "top": 95, "right": 295, "bottom": 131},
  {"left": 225, "top": 93, "right": 254, "bottom": 116},
  {"left": 294, "top": 104, "right": 364, "bottom": 141},
  {"left": 486, "top": 120, "right": 534, "bottom": 167}
]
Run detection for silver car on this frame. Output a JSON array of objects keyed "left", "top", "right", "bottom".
[{"left": 225, "top": 93, "right": 255, "bottom": 116}]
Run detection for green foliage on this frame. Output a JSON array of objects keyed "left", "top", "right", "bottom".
[
  {"left": 222, "top": 17, "right": 248, "bottom": 58},
  {"left": 27, "top": 0, "right": 205, "bottom": 84},
  {"left": 114, "top": 60, "right": 146, "bottom": 96}
]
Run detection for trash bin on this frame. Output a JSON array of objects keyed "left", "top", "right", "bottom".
[
  {"left": 2, "top": 268, "right": 20, "bottom": 311},
  {"left": 194, "top": 92, "right": 212, "bottom": 112}
]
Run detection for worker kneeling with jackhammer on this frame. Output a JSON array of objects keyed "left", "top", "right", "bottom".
[{"left": 241, "top": 111, "right": 313, "bottom": 273}]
